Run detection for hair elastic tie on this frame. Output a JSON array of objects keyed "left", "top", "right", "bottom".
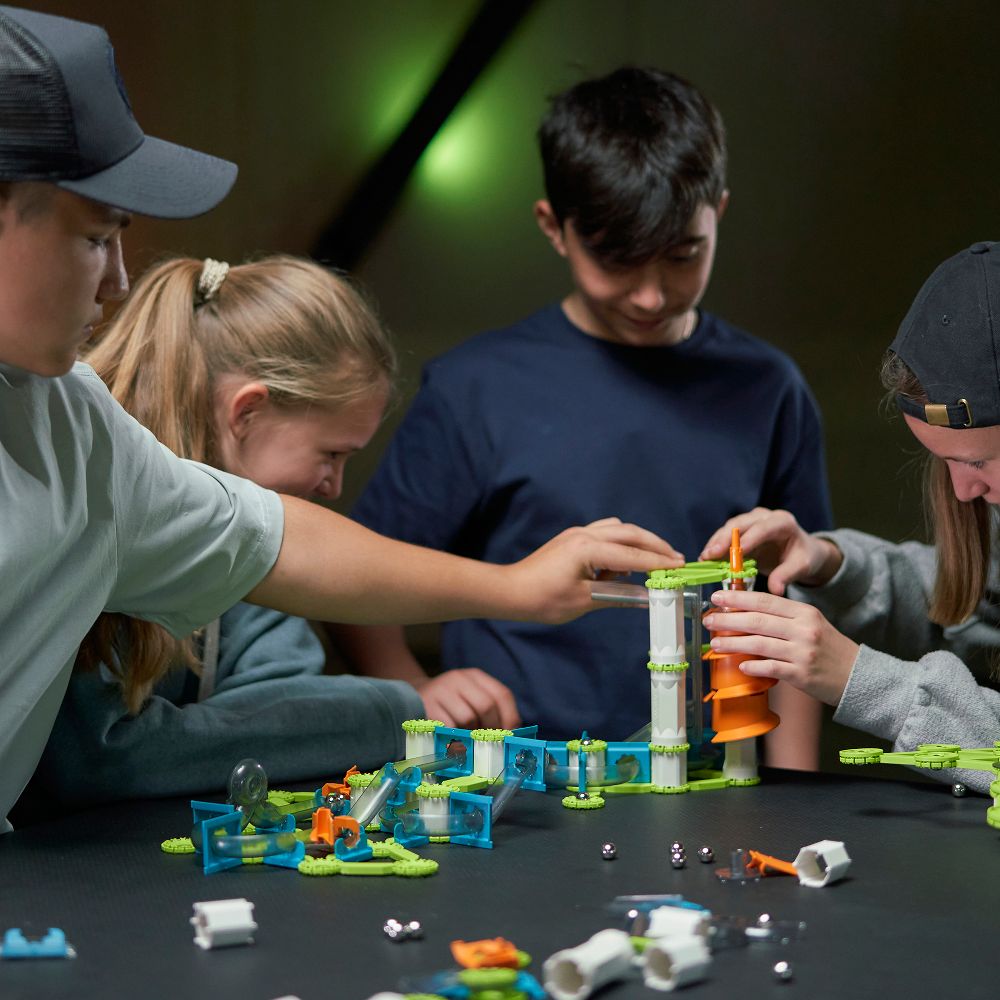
[{"left": 195, "top": 258, "right": 230, "bottom": 305}]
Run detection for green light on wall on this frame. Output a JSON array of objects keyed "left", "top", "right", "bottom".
[{"left": 415, "top": 103, "right": 494, "bottom": 197}]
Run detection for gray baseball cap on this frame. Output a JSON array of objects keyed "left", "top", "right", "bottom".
[{"left": 0, "top": 5, "right": 236, "bottom": 217}]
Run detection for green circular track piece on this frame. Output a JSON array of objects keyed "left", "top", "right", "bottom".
[{"left": 839, "top": 747, "right": 883, "bottom": 764}]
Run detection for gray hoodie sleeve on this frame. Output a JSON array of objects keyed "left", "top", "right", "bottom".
[
  {"left": 790, "top": 528, "right": 1000, "bottom": 793},
  {"left": 31, "top": 604, "right": 425, "bottom": 805}
]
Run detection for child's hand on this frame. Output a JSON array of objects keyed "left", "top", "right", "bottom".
[
  {"left": 413, "top": 669, "right": 522, "bottom": 731},
  {"left": 699, "top": 508, "right": 842, "bottom": 595},
  {"left": 703, "top": 589, "right": 858, "bottom": 706},
  {"left": 507, "top": 518, "right": 683, "bottom": 624}
]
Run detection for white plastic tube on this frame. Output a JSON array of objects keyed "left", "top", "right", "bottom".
[
  {"left": 543, "top": 928, "right": 635, "bottom": 1000},
  {"left": 642, "top": 934, "right": 711, "bottom": 992},
  {"left": 793, "top": 839, "right": 851, "bottom": 886}
]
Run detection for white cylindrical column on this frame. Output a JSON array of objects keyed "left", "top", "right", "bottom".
[
  {"left": 471, "top": 729, "right": 513, "bottom": 781},
  {"left": 402, "top": 719, "right": 442, "bottom": 768},
  {"left": 565, "top": 739, "right": 607, "bottom": 786},
  {"left": 543, "top": 929, "right": 635, "bottom": 1000},
  {"left": 649, "top": 669, "right": 686, "bottom": 746},
  {"left": 646, "top": 906, "right": 711, "bottom": 940},
  {"left": 649, "top": 587, "right": 685, "bottom": 664},
  {"left": 722, "top": 736, "right": 758, "bottom": 782},
  {"left": 642, "top": 934, "right": 711, "bottom": 992},
  {"left": 650, "top": 745, "right": 687, "bottom": 789}
]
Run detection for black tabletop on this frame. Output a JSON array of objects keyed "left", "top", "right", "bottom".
[{"left": 0, "top": 767, "right": 995, "bottom": 1000}]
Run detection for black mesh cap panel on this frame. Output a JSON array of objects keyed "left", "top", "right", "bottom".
[{"left": 0, "top": 11, "right": 78, "bottom": 179}]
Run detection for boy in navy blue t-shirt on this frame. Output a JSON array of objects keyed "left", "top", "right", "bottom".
[{"left": 339, "top": 68, "right": 833, "bottom": 765}]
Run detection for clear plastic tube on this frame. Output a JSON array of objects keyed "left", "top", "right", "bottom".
[{"left": 543, "top": 752, "right": 640, "bottom": 787}]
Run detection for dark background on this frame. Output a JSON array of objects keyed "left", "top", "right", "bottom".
[{"left": 23, "top": 0, "right": 1000, "bottom": 759}]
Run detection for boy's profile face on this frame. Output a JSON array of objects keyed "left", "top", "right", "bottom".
[
  {"left": 0, "top": 184, "right": 130, "bottom": 376},
  {"left": 536, "top": 197, "right": 727, "bottom": 348}
]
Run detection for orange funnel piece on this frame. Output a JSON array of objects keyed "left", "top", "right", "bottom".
[{"left": 703, "top": 527, "right": 779, "bottom": 742}]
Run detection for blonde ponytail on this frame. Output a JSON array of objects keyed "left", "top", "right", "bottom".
[{"left": 79, "top": 255, "right": 396, "bottom": 712}]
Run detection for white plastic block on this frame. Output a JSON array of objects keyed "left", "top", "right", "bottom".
[
  {"left": 650, "top": 748, "right": 686, "bottom": 789},
  {"left": 566, "top": 747, "right": 607, "bottom": 787},
  {"left": 648, "top": 589, "right": 685, "bottom": 665},
  {"left": 646, "top": 905, "right": 711, "bottom": 940},
  {"left": 190, "top": 898, "right": 257, "bottom": 950},
  {"left": 650, "top": 670, "right": 686, "bottom": 746},
  {"left": 405, "top": 728, "right": 436, "bottom": 761},
  {"left": 642, "top": 933, "right": 711, "bottom": 992},
  {"left": 722, "top": 736, "right": 758, "bottom": 782},
  {"left": 418, "top": 795, "right": 451, "bottom": 820},
  {"left": 473, "top": 738, "right": 506, "bottom": 780},
  {"left": 793, "top": 839, "right": 851, "bottom": 887},
  {"left": 543, "top": 928, "right": 635, "bottom": 1000}
]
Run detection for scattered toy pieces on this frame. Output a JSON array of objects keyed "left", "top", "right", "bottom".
[{"left": 383, "top": 918, "right": 423, "bottom": 942}]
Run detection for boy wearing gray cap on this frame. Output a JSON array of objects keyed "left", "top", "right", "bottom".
[
  {"left": 0, "top": 6, "right": 677, "bottom": 829},
  {"left": 702, "top": 242, "right": 1000, "bottom": 793}
]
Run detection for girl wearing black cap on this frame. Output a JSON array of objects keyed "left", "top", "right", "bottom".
[{"left": 699, "top": 242, "right": 1000, "bottom": 794}]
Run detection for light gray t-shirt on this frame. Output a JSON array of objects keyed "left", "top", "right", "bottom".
[{"left": 0, "top": 361, "right": 284, "bottom": 829}]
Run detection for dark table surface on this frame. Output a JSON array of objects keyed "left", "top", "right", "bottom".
[{"left": 0, "top": 766, "right": 996, "bottom": 1000}]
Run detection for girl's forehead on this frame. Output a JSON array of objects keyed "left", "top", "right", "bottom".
[{"left": 904, "top": 413, "right": 1000, "bottom": 459}]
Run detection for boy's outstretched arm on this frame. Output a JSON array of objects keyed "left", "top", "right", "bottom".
[{"left": 246, "top": 497, "right": 682, "bottom": 626}]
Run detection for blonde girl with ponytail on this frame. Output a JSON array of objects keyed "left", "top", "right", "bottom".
[{"left": 28, "top": 255, "right": 425, "bottom": 806}]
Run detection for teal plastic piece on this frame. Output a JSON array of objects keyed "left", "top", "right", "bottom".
[
  {"left": 503, "top": 736, "right": 548, "bottom": 792},
  {"left": 432, "top": 726, "right": 475, "bottom": 778},
  {"left": 190, "top": 801, "right": 243, "bottom": 874},
  {"left": 2, "top": 928, "right": 75, "bottom": 959},
  {"left": 333, "top": 822, "right": 373, "bottom": 862},
  {"left": 449, "top": 789, "right": 493, "bottom": 849},
  {"left": 606, "top": 741, "right": 651, "bottom": 783}
]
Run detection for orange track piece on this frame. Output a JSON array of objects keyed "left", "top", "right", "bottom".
[
  {"left": 309, "top": 808, "right": 361, "bottom": 847},
  {"left": 450, "top": 937, "right": 520, "bottom": 969},
  {"left": 747, "top": 849, "right": 797, "bottom": 877},
  {"left": 322, "top": 764, "right": 360, "bottom": 800},
  {"left": 703, "top": 528, "right": 779, "bottom": 742}
]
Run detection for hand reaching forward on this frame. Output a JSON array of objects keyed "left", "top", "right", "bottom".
[
  {"left": 699, "top": 507, "right": 842, "bottom": 595},
  {"left": 414, "top": 669, "right": 522, "bottom": 731},
  {"left": 703, "top": 588, "right": 859, "bottom": 706},
  {"left": 508, "top": 517, "right": 684, "bottom": 624}
]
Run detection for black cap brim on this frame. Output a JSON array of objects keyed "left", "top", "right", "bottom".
[{"left": 55, "top": 134, "right": 237, "bottom": 219}]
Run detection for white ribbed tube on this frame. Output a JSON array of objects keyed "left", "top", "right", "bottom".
[{"left": 543, "top": 929, "right": 635, "bottom": 1000}]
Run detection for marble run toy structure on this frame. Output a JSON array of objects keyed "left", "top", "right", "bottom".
[
  {"left": 387, "top": 531, "right": 781, "bottom": 835},
  {"left": 593, "top": 527, "right": 779, "bottom": 793},
  {"left": 840, "top": 742, "right": 1000, "bottom": 830}
]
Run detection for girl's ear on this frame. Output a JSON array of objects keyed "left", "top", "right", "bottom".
[{"left": 227, "top": 382, "right": 270, "bottom": 439}]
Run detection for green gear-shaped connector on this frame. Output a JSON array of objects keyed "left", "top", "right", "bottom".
[
  {"left": 402, "top": 718, "right": 445, "bottom": 733},
  {"left": 562, "top": 793, "right": 605, "bottom": 809},
  {"left": 839, "top": 747, "right": 884, "bottom": 764},
  {"left": 470, "top": 728, "right": 514, "bottom": 742},
  {"left": 160, "top": 837, "right": 195, "bottom": 854}
]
